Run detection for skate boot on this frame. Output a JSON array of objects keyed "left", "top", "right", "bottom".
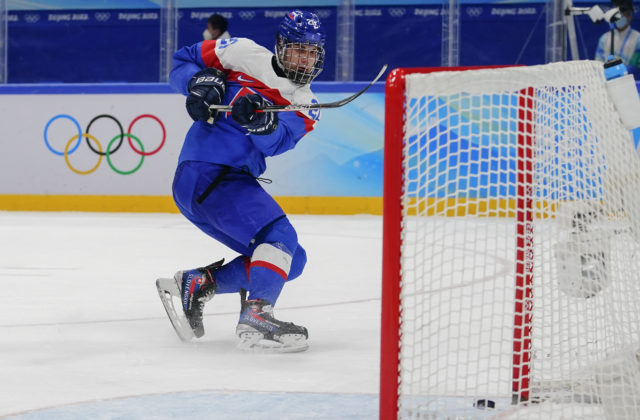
[
  {"left": 156, "top": 259, "right": 222, "bottom": 341},
  {"left": 236, "top": 299, "right": 309, "bottom": 353}
]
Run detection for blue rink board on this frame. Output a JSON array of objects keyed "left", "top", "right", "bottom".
[
  {"left": 4, "top": 0, "right": 609, "bottom": 8},
  {"left": 4, "top": 3, "right": 615, "bottom": 83},
  {"left": 4, "top": 391, "right": 379, "bottom": 420}
]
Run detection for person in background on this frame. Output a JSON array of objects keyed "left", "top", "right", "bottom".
[
  {"left": 596, "top": 0, "right": 640, "bottom": 78},
  {"left": 203, "top": 14, "right": 230, "bottom": 41}
]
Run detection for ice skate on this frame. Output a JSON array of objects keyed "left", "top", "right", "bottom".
[
  {"left": 156, "top": 259, "right": 222, "bottom": 341},
  {"left": 236, "top": 299, "right": 309, "bottom": 353}
]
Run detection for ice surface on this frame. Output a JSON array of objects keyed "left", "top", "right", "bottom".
[{"left": 0, "top": 212, "right": 382, "bottom": 419}]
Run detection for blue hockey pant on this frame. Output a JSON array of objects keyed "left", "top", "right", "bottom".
[{"left": 172, "top": 161, "right": 306, "bottom": 305}]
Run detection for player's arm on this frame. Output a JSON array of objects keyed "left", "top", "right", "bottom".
[
  {"left": 252, "top": 111, "right": 314, "bottom": 157},
  {"left": 170, "top": 42, "right": 226, "bottom": 122},
  {"left": 170, "top": 42, "right": 206, "bottom": 95},
  {"left": 169, "top": 40, "right": 228, "bottom": 94},
  {"left": 231, "top": 93, "right": 316, "bottom": 156}
]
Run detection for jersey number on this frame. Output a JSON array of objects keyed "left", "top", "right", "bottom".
[
  {"left": 218, "top": 38, "right": 238, "bottom": 49},
  {"left": 308, "top": 99, "right": 320, "bottom": 121}
]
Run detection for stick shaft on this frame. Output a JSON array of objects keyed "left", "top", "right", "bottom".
[{"left": 209, "top": 64, "right": 388, "bottom": 113}]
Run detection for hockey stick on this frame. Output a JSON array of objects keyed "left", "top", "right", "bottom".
[{"left": 209, "top": 64, "right": 388, "bottom": 113}]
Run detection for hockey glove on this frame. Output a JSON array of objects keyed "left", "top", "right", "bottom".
[
  {"left": 186, "top": 68, "right": 226, "bottom": 122},
  {"left": 231, "top": 94, "right": 279, "bottom": 135}
]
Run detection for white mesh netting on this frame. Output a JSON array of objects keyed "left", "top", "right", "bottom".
[{"left": 397, "top": 61, "right": 640, "bottom": 419}]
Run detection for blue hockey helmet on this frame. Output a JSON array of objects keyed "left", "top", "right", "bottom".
[{"left": 275, "top": 10, "right": 326, "bottom": 85}]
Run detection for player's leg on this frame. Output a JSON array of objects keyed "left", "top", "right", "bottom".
[
  {"left": 157, "top": 249, "right": 253, "bottom": 340},
  {"left": 189, "top": 166, "right": 310, "bottom": 350},
  {"left": 242, "top": 215, "right": 304, "bottom": 303},
  {"left": 158, "top": 162, "right": 254, "bottom": 340},
  {"left": 175, "top": 163, "right": 288, "bottom": 296},
  {"left": 187, "top": 243, "right": 305, "bottom": 297},
  {"left": 236, "top": 216, "right": 310, "bottom": 351},
  {"left": 163, "top": 161, "right": 309, "bottom": 349}
]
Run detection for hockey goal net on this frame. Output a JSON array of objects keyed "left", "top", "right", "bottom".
[{"left": 380, "top": 61, "right": 640, "bottom": 420}]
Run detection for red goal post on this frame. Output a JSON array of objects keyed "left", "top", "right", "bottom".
[
  {"left": 380, "top": 63, "right": 640, "bottom": 420},
  {"left": 381, "top": 65, "right": 526, "bottom": 419}
]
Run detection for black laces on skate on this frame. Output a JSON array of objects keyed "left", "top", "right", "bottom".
[{"left": 197, "top": 259, "right": 223, "bottom": 302}]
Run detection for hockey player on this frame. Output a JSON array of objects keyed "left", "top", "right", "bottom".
[{"left": 156, "top": 10, "right": 325, "bottom": 352}]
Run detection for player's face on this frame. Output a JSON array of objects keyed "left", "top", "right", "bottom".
[{"left": 283, "top": 43, "right": 320, "bottom": 75}]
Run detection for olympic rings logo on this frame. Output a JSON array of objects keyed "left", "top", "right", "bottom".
[
  {"left": 44, "top": 114, "right": 166, "bottom": 175},
  {"left": 466, "top": 7, "right": 483, "bottom": 17},
  {"left": 239, "top": 11, "right": 256, "bottom": 20},
  {"left": 388, "top": 8, "right": 406, "bottom": 17}
]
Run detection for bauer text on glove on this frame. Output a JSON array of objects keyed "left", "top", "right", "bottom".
[{"left": 186, "top": 68, "right": 226, "bottom": 122}]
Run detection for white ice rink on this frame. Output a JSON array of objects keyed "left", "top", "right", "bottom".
[{"left": 0, "top": 212, "right": 382, "bottom": 419}]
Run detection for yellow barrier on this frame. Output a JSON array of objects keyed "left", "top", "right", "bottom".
[
  {"left": 406, "top": 197, "right": 554, "bottom": 218},
  {"left": 0, "top": 195, "right": 557, "bottom": 217},
  {"left": 0, "top": 195, "right": 384, "bottom": 215}
]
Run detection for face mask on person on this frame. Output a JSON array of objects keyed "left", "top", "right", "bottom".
[
  {"left": 203, "top": 29, "right": 213, "bottom": 40},
  {"left": 615, "top": 15, "right": 629, "bottom": 29}
]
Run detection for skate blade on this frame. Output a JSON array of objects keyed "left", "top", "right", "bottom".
[
  {"left": 156, "top": 278, "right": 196, "bottom": 342},
  {"left": 237, "top": 331, "right": 309, "bottom": 353}
]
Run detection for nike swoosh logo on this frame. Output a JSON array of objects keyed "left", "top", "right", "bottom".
[{"left": 237, "top": 74, "right": 253, "bottom": 83}]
